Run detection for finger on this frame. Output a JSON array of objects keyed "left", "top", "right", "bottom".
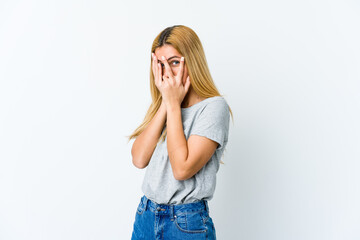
[
  {"left": 184, "top": 76, "right": 191, "bottom": 94},
  {"left": 155, "top": 56, "right": 160, "bottom": 84},
  {"left": 158, "top": 63, "right": 165, "bottom": 88},
  {"left": 158, "top": 62, "right": 163, "bottom": 83},
  {"left": 157, "top": 63, "right": 162, "bottom": 88},
  {"left": 178, "top": 56, "right": 185, "bottom": 84},
  {"left": 182, "top": 64, "right": 188, "bottom": 86},
  {"left": 161, "top": 56, "right": 174, "bottom": 79},
  {"left": 152, "top": 53, "right": 158, "bottom": 83}
]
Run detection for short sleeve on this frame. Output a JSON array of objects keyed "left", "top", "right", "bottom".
[{"left": 190, "top": 99, "right": 230, "bottom": 150}]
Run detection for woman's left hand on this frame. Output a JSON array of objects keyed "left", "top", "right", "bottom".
[{"left": 157, "top": 56, "right": 191, "bottom": 109}]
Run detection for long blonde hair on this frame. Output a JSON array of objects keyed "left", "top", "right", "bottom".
[{"left": 127, "top": 25, "right": 234, "bottom": 163}]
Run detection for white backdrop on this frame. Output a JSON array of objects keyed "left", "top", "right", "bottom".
[{"left": 0, "top": 0, "right": 359, "bottom": 239}]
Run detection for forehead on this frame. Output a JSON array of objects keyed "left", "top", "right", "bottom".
[{"left": 154, "top": 45, "right": 181, "bottom": 58}]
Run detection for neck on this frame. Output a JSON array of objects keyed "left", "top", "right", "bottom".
[{"left": 181, "top": 87, "right": 205, "bottom": 108}]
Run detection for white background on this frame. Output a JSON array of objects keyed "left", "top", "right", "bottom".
[{"left": 0, "top": 0, "right": 359, "bottom": 239}]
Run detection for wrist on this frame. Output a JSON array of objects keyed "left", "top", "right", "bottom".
[
  {"left": 159, "top": 101, "right": 167, "bottom": 114},
  {"left": 166, "top": 103, "right": 181, "bottom": 112}
]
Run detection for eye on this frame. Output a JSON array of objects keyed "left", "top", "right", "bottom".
[{"left": 171, "top": 60, "right": 180, "bottom": 66}]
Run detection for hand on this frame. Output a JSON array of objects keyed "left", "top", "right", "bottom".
[
  {"left": 152, "top": 53, "right": 191, "bottom": 109},
  {"left": 152, "top": 53, "right": 167, "bottom": 109}
]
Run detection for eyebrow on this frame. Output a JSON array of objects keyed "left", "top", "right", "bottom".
[{"left": 157, "top": 55, "right": 181, "bottom": 62}]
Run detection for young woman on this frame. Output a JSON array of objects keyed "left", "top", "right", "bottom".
[{"left": 128, "top": 25, "right": 233, "bottom": 240}]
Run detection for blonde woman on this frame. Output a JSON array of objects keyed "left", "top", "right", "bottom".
[{"left": 128, "top": 25, "right": 233, "bottom": 240}]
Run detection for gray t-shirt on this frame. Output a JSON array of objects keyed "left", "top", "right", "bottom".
[{"left": 141, "top": 96, "right": 230, "bottom": 204}]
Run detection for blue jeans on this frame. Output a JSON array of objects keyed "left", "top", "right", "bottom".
[{"left": 131, "top": 195, "right": 216, "bottom": 240}]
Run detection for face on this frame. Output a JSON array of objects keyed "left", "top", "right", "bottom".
[{"left": 154, "top": 44, "right": 188, "bottom": 85}]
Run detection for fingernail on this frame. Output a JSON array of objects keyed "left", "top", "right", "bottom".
[
  {"left": 161, "top": 56, "right": 165, "bottom": 60},
  {"left": 181, "top": 57, "right": 184, "bottom": 61}
]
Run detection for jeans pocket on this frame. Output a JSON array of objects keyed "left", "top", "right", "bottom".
[{"left": 174, "top": 210, "right": 207, "bottom": 233}]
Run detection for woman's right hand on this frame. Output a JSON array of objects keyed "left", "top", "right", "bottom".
[{"left": 152, "top": 52, "right": 166, "bottom": 111}]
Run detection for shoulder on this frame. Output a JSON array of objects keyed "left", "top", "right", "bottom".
[
  {"left": 210, "top": 96, "right": 228, "bottom": 106},
  {"left": 201, "top": 96, "right": 229, "bottom": 115}
]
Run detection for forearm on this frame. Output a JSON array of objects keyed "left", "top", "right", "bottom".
[
  {"left": 131, "top": 102, "right": 167, "bottom": 168},
  {"left": 166, "top": 104, "right": 188, "bottom": 179}
]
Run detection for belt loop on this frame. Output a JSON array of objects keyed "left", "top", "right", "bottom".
[
  {"left": 204, "top": 200, "right": 209, "bottom": 214},
  {"left": 170, "top": 204, "right": 175, "bottom": 220}
]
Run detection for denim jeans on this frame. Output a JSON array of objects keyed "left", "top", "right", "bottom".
[{"left": 131, "top": 195, "right": 216, "bottom": 240}]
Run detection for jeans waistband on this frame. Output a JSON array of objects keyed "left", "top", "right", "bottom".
[{"left": 140, "top": 195, "right": 209, "bottom": 217}]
